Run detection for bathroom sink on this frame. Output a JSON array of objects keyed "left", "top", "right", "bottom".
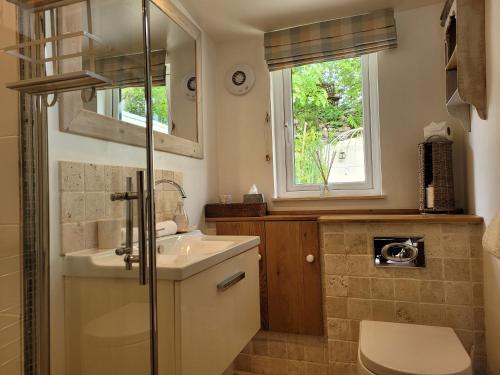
[
  {"left": 65, "top": 232, "right": 261, "bottom": 375},
  {"left": 63, "top": 230, "right": 260, "bottom": 280},
  {"left": 157, "top": 237, "right": 235, "bottom": 256}
]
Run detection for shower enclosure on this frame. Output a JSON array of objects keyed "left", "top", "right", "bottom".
[{"left": 1, "top": 0, "right": 202, "bottom": 374}]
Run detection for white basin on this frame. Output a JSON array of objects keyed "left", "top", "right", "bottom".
[
  {"left": 157, "top": 237, "right": 235, "bottom": 256},
  {"left": 63, "top": 230, "right": 260, "bottom": 280}
]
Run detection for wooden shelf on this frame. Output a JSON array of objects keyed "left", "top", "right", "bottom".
[
  {"left": 206, "top": 213, "right": 483, "bottom": 225},
  {"left": 441, "top": 0, "right": 486, "bottom": 130},
  {"left": 6, "top": 70, "right": 112, "bottom": 95}
]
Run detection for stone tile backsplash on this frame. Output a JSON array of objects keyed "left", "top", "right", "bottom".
[
  {"left": 234, "top": 222, "right": 486, "bottom": 375},
  {"left": 59, "top": 161, "right": 183, "bottom": 254}
]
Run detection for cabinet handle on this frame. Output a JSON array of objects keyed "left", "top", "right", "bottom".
[
  {"left": 217, "top": 271, "right": 246, "bottom": 292},
  {"left": 306, "top": 254, "right": 315, "bottom": 263},
  {"left": 258, "top": 253, "right": 262, "bottom": 261}
]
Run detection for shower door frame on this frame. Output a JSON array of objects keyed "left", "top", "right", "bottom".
[
  {"left": 18, "top": 1, "right": 164, "bottom": 374},
  {"left": 18, "top": 9, "right": 52, "bottom": 375}
]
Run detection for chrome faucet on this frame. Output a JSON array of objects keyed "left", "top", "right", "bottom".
[{"left": 155, "top": 179, "right": 187, "bottom": 198}]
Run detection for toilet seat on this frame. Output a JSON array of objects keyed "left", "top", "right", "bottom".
[{"left": 358, "top": 320, "right": 472, "bottom": 375}]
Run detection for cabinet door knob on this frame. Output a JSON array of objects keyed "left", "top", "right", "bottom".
[
  {"left": 258, "top": 253, "right": 262, "bottom": 261},
  {"left": 306, "top": 254, "right": 315, "bottom": 263}
]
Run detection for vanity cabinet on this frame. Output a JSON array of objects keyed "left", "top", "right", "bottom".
[
  {"left": 174, "top": 248, "right": 260, "bottom": 374},
  {"left": 215, "top": 220, "right": 323, "bottom": 336},
  {"left": 215, "top": 221, "right": 269, "bottom": 329},
  {"left": 64, "top": 248, "right": 261, "bottom": 375}
]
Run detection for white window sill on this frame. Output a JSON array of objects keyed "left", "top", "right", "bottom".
[{"left": 272, "top": 195, "right": 386, "bottom": 202}]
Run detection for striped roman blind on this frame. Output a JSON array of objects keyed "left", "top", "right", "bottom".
[{"left": 264, "top": 8, "right": 397, "bottom": 71}]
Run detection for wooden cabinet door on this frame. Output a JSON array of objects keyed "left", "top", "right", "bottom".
[
  {"left": 215, "top": 221, "right": 268, "bottom": 329},
  {"left": 266, "top": 221, "right": 323, "bottom": 336}
]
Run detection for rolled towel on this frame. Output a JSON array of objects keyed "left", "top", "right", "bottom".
[
  {"left": 120, "top": 221, "right": 178, "bottom": 244},
  {"left": 156, "top": 220, "right": 178, "bottom": 237}
]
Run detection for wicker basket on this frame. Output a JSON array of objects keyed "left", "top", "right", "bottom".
[
  {"left": 418, "top": 141, "right": 455, "bottom": 213},
  {"left": 205, "top": 203, "right": 267, "bottom": 218}
]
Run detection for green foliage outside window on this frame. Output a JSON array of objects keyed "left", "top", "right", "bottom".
[
  {"left": 292, "top": 58, "right": 363, "bottom": 185},
  {"left": 121, "top": 86, "right": 169, "bottom": 124}
]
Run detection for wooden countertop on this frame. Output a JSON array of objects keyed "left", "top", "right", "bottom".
[
  {"left": 206, "top": 215, "right": 319, "bottom": 222},
  {"left": 206, "top": 213, "right": 483, "bottom": 224},
  {"left": 317, "top": 214, "right": 483, "bottom": 224}
]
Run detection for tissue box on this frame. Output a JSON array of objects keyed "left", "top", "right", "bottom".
[{"left": 243, "top": 193, "right": 265, "bottom": 203}]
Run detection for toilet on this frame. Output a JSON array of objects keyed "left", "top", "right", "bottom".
[{"left": 358, "top": 320, "right": 472, "bottom": 375}]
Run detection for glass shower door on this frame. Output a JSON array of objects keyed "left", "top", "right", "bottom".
[
  {"left": 5, "top": 0, "right": 161, "bottom": 374},
  {"left": 50, "top": 0, "right": 160, "bottom": 374}
]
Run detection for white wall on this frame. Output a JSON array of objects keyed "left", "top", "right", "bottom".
[
  {"left": 47, "top": 32, "right": 218, "bottom": 375},
  {"left": 465, "top": 0, "right": 500, "bottom": 372},
  {"left": 215, "top": 2, "right": 466, "bottom": 210}
]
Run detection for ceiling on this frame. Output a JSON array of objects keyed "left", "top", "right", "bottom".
[{"left": 178, "top": 0, "right": 443, "bottom": 42}]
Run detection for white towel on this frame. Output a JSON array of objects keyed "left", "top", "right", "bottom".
[
  {"left": 120, "top": 221, "right": 178, "bottom": 244},
  {"left": 156, "top": 221, "right": 178, "bottom": 237}
]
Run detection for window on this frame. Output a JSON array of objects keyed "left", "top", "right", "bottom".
[
  {"left": 92, "top": 86, "right": 171, "bottom": 134},
  {"left": 271, "top": 54, "right": 381, "bottom": 198},
  {"left": 86, "top": 62, "right": 172, "bottom": 135},
  {"left": 120, "top": 86, "right": 170, "bottom": 133}
]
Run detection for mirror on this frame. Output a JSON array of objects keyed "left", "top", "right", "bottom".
[{"left": 59, "top": 0, "right": 203, "bottom": 158}]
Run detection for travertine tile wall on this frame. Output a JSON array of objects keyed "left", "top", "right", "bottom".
[
  {"left": 234, "top": 222, "right": 485, "bottom": 375},
  {"left": 322, "top": 223, "right": 485, "bottom": 375},
  {"left": 59, "top": 161, "right": 183, "bottom": 254},
  {"left": 0, "top": 2, "right": 22, "bottom": 373}
]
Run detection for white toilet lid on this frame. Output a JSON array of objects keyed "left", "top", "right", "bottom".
[{"left": 359, "top": 321, "right": 472, "bottom": 375}]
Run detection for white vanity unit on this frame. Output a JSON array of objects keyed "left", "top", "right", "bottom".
[{"left": 63, "top": 232, "right": 261, "bottom": 375}]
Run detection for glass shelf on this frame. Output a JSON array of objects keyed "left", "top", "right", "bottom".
[
  {"left": 2, "top": 30, "right": 106, "bottom": 64},
  {"left": 6, "top": 0, "right": 83, "bottom": 12},
  {"left": 2, "top": 0, "right": 161, "bottom": 95},
  {"left": 6, "top": 70, "right": 112, "bottom": 95},
  {"left": 2, "top": 30, "right": 114, "bottom": 94}
]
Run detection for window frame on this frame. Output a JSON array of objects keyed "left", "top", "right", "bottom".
[{"left": 271, "top": 54, "right": 382, "bottom": 198}]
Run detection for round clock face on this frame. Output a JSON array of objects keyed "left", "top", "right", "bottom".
[{"left": 225, "top": 64, "right": 255, "bottom": 96}]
